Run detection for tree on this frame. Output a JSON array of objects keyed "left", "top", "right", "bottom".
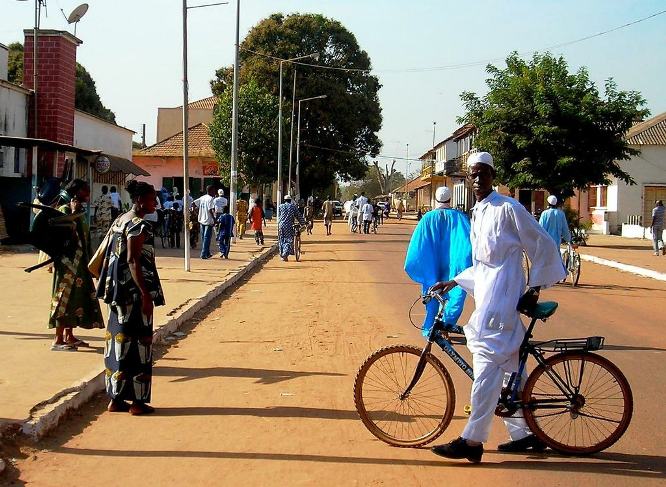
[
  {"left": 210, "top": 13, "right": 382, "bottom": 194},
  {"left": 209, "top": 79, "right": 282, "bottom": 188},
  {"left": 341, "top": 165, "right": 405, "bottom": 200},
  {"left": 7, "top": 42, "right": 116, "bottom": 123},
  {"left": 459, "top": 52, "right": 649, "bottom": 198},
  {"left": 7, "top": 42, "right": 23, "bottom": 84},
  {"left": 75, "top": 64, "right": 116, "bottom": 123},
  {"left": 372, "top": 159, "right": 399, "bottom": 195}
]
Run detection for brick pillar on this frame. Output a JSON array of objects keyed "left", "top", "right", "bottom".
[{"left": 23, "top": 29, "right": 81, "bottom": 177}]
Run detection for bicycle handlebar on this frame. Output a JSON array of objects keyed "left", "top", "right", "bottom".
[{"left": 422, "top": 289, "right": 448, "bottom": 307}]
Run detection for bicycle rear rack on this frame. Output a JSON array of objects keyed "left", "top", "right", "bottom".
[{"left": 533, "top": 336, "right": 604, "bottom": 352}]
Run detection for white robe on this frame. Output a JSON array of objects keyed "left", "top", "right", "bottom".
[
  {"left": 454, "top": 191, "right": 566, "bottom": 443},
  {"left": 455, "top": 191, "right": 565, "bottom": 369}
]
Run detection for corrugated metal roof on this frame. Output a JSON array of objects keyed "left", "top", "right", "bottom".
[
  {"left": 625, "top": 112, "right": 666, "bottom": 146},
  {"left": 135, "top": 123, "right": 215, "bottom": 158}
]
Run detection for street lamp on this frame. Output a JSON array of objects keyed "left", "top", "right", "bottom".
[
  {"left": 181, "top": 0, "right": 228, "bottom": 271},
  {"left": 277, "top": 52, "right": 319, "bottom": 217},
  {"left": 295, "top": 95, "right": 327, "bottom": 201}
]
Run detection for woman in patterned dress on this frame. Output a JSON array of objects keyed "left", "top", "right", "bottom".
[
  {"left": 277, "top": 195, "right": 305, "bottom": 261},
  {"left": 97, "top": 180, "right": 165, "bottom": 415},
  {"left": 49, "top": 179, "right": 104, "bottom": 351}
]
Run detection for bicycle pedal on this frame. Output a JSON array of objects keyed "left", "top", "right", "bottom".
[{"left": 464, "top": 404, "right": 472, "bottom": 416}]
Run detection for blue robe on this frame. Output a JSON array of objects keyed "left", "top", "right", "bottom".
[{"left": 404, "top": 208, "right": 472, "bottom": 335}]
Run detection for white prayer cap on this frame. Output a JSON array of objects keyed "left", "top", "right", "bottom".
[
  {"left": 547, "top": 195, "right": 558, "bottom": 206},
  {"left": 217, "top": 189, "right": 225, "bottom": 196},
  {"left": 467, "top": 151, "right": 494, "bottom": 169},
  {"left": 435, "top": 186, "right": 451, "bottom": 203},
  {"left": 284, "top": 194, "right": 292, "bottom": 200}
]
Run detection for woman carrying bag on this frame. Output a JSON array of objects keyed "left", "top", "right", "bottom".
[{"left": 96, "top": 180, "right": 165, "bottom": 415}]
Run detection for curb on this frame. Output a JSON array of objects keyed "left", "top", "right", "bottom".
[
  {"left": 20, "top": 243, "right": 278, "bottom": 440},
  {"left": 579, "top": 253, "right": 666, "bottom": 282}
]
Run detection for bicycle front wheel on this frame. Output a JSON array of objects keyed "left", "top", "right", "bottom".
[
  {"left": 354, "top": 345, "right": 456, "bottom": 447},
  {"left": 294, "top": 234, "right": 301, "bottom": 262},
  {"left": 523, "top": 352, "right": 632, "bottom": 455}
]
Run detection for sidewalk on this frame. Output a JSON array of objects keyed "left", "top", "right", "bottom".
[
  {"left": 0, "top": 222, "right": 277, "bottom": 437},
  {"left": 577, "top": 234, "right": 666, "bottom": 280}
]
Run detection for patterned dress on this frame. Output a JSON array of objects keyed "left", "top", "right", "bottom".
[
  {"left": 94, "top": 193, "right": 114, "bottom": 236},
  {"left": 96, "top": 212, "right": 165, "bottom": 404},
  {"left": 48, "top": 205, "right": 104, "bottom": 330},
  {"left": 278, "top": 202, "right": 305, "bottom": 258}
]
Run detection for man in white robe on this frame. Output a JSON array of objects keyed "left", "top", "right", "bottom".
[{"left": 431, "top": 151, "right": 566, "bottom": 463}]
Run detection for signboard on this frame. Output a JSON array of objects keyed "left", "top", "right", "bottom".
[
  {"left": 94, "top": 155, "right": 111, "bottom": 174},
  {"left": 202, "top": 163, "right": 219, "bottom": 176}
]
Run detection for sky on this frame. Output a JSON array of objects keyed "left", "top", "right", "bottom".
[{"left": 2, "top": 0, "right": 666, "bottom": 178}]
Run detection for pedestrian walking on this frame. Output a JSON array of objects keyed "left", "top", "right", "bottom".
[
  {"left": 50, "top": 179, "right": 104, "bottom": 351},
  {"left": 304, "top": 201, "right": 314, "bottom": 235},
  {"left": 249, "top": 198, "right": 265, "bottom": 245},
  {"left": 347, "top": 195, "right": 359, "bottom": 233},
  {"left": 236, "top": 197, "right": 249, "bottom": 239},
  {"left": 404, "top": 186, "right": 472, "bottom": 336},
  {"left": 277, "top": 195, "right": 305, "bottom": 262},
  {"left": 650, "top": 200, "right": 665, "bottom": 256},
  {"left": 93, "top": 185, "right": 114, "bottom": 238},
  {"left": 216, "top": 205, "right": 235, "bottom": 259},
  {"left": 97, "top": 180, "right": 164, "bottom": 415},
  {"left": 539, "top": 195, "right": 571, "bottom": 247},
  {"left": 213, "top": 189, "right": 228, "bottom": 221},
  {"left": 109, "top": 186, "right": 122, "bottom": 220},
  {"left": 397, "top": 200, "right": 405, "bottom": 220},
  {"left": 322, "top": 196, "right": 334, "bottom": 235},
  {"left": 194, "top": 185, "right": 216, "bottom": 259},
  {"left": 430, "top": 152, "right": 565, "bottom": 463},
  {"left": 167, "top": 202, "right": 183, "bottom": 249},
  {"left": 361, "top": 200, "right": 373, "bottom": 234}
]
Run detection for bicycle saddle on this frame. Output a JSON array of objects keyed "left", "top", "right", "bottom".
[{"left": 526, "top": 301, "right": 558, "bottom": 320}]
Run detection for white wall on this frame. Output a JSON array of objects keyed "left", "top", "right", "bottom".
[
  {"left": 74, "top": 110, "right": 133, "bottom": 159},
  {"left": 615, "top": 145, "right": 666, "bottom": 227},
  {"left": 0, "top": 44, "right": 8, "bottom": 81},
  {"left": 0, "top": 80, "right": 29, "bottom": 177}
]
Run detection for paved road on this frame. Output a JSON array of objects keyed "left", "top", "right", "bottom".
[{"left": 9, "top": 219, "right": 666, "bottom": 485}]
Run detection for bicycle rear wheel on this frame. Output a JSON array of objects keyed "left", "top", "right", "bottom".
[
  {"left": 523, "top": 352, "right": 632, "bottom": 455},
  {"left": 354, "top": 345, "right": 456, "bottom": 447}
]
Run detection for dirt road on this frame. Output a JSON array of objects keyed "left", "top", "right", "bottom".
[{"left": 8, "top": 219, "right": 666, "bottom": 486}]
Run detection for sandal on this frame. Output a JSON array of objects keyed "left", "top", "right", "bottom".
[
  {"left": 51, "top": 343, "right": 77, "bottom": 352},
  {"left": 129, "top": 403, "right": 155, "bottom": 416},
  {"left": 69, "top": 339, "right": 90, "bottom": 347},
  {"left": 107, "top": 400, "right": 131, "bottom": 413}
]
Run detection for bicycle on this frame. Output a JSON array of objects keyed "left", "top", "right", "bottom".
[
  {"left": 353, "top": 291, "right": 632, "bottom": 454},
  {"left": 561, "top": 242, "right": 581, "bottom": 287}
]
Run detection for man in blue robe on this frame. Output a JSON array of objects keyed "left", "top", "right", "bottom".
[
  {"left": 539, "top": 195, "right": 571, "bottom": 247},
  {"left": 404, "top": 187, "right": 472, "bottom": 335}
]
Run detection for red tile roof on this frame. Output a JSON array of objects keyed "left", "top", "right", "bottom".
[
  {"left": 178, "top": 95, "right": 218, "bottom": 110},
  {"left": 135, "top": 123, "right": 215, "bottom": 158}
]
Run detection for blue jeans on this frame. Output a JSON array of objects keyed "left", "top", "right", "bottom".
[{"left": 200, "top": 224, "right": 213, "bottom": 258}]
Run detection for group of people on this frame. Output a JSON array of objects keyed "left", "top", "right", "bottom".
[
  {"left": 405, "top": 151, "right": 566, "bottom": 463},
  {"left": 41, "top": 179, "right": 163, "bottom": 416},
  {"left": 346, "top": 192, "right": 387, "bottom": 234}
]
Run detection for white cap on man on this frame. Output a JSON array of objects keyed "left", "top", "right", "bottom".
[
  {"left": 435, "top": 186, "right": 452, "bottom": 208},
  {"left": 547, "top": 195, "right": 558, "bottom": 206},
  {"left": 467, "top": 151, "right": 494, "bottom": 169},
  {"left": 284, "top": 194, "right": 292, "bottom": 200},
  {"left": 217, "top": 189, "right": 225, "bottom": 196}
]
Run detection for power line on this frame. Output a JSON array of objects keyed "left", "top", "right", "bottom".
[
  {"left": 242, "top": 9, "right": 665, "bottom": 74},
  {"left": 302, "top": 143, "right": 425, "bottom": 163}
]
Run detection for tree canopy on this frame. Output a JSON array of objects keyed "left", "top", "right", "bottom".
[
  {"left": 459, "top": 52, "right": 649, "bottom": 198},
  {"left": 210, "top": 13, "right": 382, "bottom": 194},
  {"left": 209, "top": 79, "right": 282, "bottom": 188},
  {"left": 7, "top": 42, "right": 116, "bottom": 123}
]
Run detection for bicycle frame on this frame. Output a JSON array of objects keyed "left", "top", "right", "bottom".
[{"left": 400, "top": 293, "right": 600, "bottom": 412}]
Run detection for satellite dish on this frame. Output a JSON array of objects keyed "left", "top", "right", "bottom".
[{"left": 65, "top": 3, "right": 89, "bottom": 35}]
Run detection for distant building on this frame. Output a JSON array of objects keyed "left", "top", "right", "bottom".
[
  {"left": 569, "top": 112, "right": 666, "bottom": 236},
  {"left": 156, "top": 95, "right": 217, "bottom": 143}
]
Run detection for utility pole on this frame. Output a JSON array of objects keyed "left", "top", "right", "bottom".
[
  {"left": 229, "top": 0, "right": 240, "bottom": 236},
  {"left": 181, "top": 0, "right": 191, "bottom": 271}
]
